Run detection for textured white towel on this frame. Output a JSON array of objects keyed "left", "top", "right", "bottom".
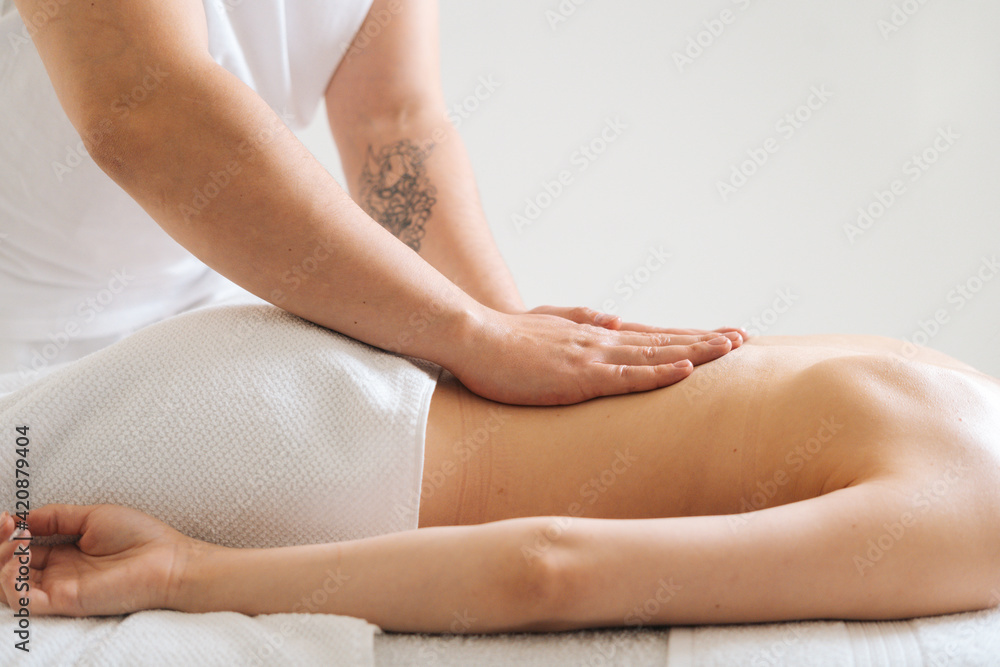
[
  {"left": 0, "top": 303, "right": 441, "bottom": 548},
  {"left": 4, "top": 609, "right": 996, "bottom": 666},
  {"left": 663, "top": 608, "right": 1000, "bottom": 667},
  {"left": 0, "top": 611, "right": 378, "bottom": 666},
  {"left": 370, "top": 608, "right": 1000, "bottom": 666}
]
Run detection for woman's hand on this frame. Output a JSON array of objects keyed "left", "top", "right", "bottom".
[
  {"left": 525, "top": 305, "right": 748, "bottom": 341},
  {"left": 0, "top": 505, "right": 200, "bottom": 617},
  {"left": 448, "top": 308, "right": 743, "bottom": 406}
]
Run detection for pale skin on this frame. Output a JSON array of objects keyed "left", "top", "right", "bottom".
[
  {"left": 12, "top": 0, "right": 745, "bottom": 407},
  {"left": 2, "top": 335, "right": 999, "bottom": 632},
  {"left": 9, "top": 0, "right": 999, "bottom": 634}
]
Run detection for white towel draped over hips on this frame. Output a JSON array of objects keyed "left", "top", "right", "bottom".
[{"left": 0, "top": 303, "right": 441, "bottom": 548}]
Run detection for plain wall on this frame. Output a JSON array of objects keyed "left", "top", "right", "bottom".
[{"left": 296, "top": 0, "right": 1000, "bottom": 376}]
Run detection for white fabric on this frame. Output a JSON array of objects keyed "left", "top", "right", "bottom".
[
  {"left": 1, "top": 611, "right": 378, "bottom": 667},
  {"left": 374, "top": 628, "right": 672, "bottom": 666},
  {"left": 663, "top": 610, "right": 1000, "bottom": 666},
  {"left": 0, "top": 303, "right": 441, "bottom": 547},
  {"left": 0, "top": 0, "right": 373, "bottom": 372},
  {"left": 372, "top": 609, "right": 1000, "bottom": 666},
  {"left": 1, "top": 608, "right": 997, "bottom": 666}
]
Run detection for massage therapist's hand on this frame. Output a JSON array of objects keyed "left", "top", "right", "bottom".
[
  {"left": 525, "top": 305, "right": 748, "bottom": 342},
  {"left": 448, "top": 307, "right": 741, "bottom": 406},
  {"left": 0, "top": 505, "right": 198, "bottom": 616}
]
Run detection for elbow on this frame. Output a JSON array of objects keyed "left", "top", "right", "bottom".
[
  {"left": 73, "top": 66, "right": 183, "bottom": 188},
  {"left": 78, "top": 116, "right": 147, "bottom": 188},
  {"left": 495, "top": 517, "right": 580, "bottom": 633},
  {"left": 328, "top": 95, "right": 449, "bottom": 145}
]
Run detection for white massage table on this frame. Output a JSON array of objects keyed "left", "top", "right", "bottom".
[{"left": 2, "top": 606, "right": 998, "bottom": 665}]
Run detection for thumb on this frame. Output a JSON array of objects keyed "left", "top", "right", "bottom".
[
  {"left": 527, "top": 305, "right": 622, "bottom": 329},
  {"left": 584, "top": 308, "right": 622, "bottom": 330},
  {"left": 27, "top": 503, "right": 102, "bottom": 538}
]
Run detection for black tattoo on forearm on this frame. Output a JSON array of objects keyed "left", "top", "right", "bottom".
[{"left": 358, "top": 140, "right": 437, "bottom": 252}]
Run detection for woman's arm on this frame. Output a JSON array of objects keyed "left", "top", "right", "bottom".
[
  {"left": 0, "top": 505, "right": 560, "bottom": 633},
  {"left": 14, "top": 0, "right": 736, "bottom": 406},
  {"left": 327, "top": 1, "right": 747, "bottom": 340},
  {"left": 326, "top": 0, "right": 524, "bottom": 314},
  {"left": 6, "top": 475, "right": 995, "bottom": 631}
]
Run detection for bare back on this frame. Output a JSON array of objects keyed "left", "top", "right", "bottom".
[{"left": 419, "top": 335, "right": 1000, "bottom": 527}]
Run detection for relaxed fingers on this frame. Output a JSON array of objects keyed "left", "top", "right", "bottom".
[
  {"left": 610, "top": 331, "right": 739, "bottom": 348},
  {"left": 0, "top": 513, "right": 17, "bottom": 604},
  {"left": 673, "top": 338, "right": 734, "bottom": 367},
  {"left": 593, "top": 360, "right": 694, "bottom": 396},
  {"left": 0, "top": 511, "right": 12, "bottom": 541},
  {"left": 720, "top": 331, "right": 744, "bottom": 348},
  {"left": 614, "top": 323, "right": 704, "bottom": 335},
  {"left": 643, "top": 330, "right": 744, "bottom": 349},
  {"left": 0, "top": 514, "right": 51, "bottom": 571},
  {"left": 26, "top": 503, "right": 100, "bottom": 538},
  {"left": 714, "top": 326, "right": 749, "bottom": 340},
  {"left": 600, "top": 337, "right": 733, "bottom": 367},
  {"left": 1, "top": 531, "right": 58, "bottom": 616},
  {"left": 0, "top": 512, "right": 25, "bottom": 574},
  {"left": 613, "top": 323, "right": 746, "bottom": 341},
  {"left": 709, "top": 331, "right": 743, "bottom": 348},
  {"left": 0, "top": 526, "right": 33, "bottom": 611}
]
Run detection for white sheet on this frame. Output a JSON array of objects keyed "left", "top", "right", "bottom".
[
  {"left": 373, "top": 608, "right": 1000, "bottom": 666},
  {"left": 2, "top": 607, "right": 997, "bottom": 666},
  {"left": 1, "top": 611, "right": 378, "bottom": 666}
]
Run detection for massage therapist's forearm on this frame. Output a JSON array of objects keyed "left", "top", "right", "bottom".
[
  {"left": 16, "top": 0, "right": 485, "bottom": 366},
  {"left": 330, "top": 106, "right": 526, "bottom": 314},
  {"left": 77, "top": 66, "right": 482, "bottom": 365},
  {"left": 111, "top": 70, "right": 477, "bottom": 358}
]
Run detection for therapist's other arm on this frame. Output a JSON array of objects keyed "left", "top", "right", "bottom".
[
  {"left": 326, "top": 0, "right": 524, "bottom": 314},
  {"left": 14, "top": 0, "right": 734, "bottom": 405},
  {"left": 327, "top": 0, "right": 747, "bottom": 342}
]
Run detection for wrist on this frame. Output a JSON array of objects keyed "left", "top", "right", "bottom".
[
  {"left": 167, "top": 539, "right": 233, "bottom": 613},
  {"left": 435, "top": 304, "right": 510, "bottom": 383},
  {"left": 488, "top": 300, "right": 527, "bottom": 316},
  {"left": 403, "top": 295, "right": 495, "bottom": 370}
]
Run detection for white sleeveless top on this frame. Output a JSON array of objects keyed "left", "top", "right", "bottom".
[{"left": 0, "top": 0, "right": 373, "bottom": 375}]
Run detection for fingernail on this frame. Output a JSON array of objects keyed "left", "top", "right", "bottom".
[
  {"left": 673, "top": 360, "right": 692, "bottom": 369},
  {"left": 6, "top": 527, "right": 26, "bottom": 543},
  {"left": 709, "top": 336, "right": 730, "bottom": 346}
]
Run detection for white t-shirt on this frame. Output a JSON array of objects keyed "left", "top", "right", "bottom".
[{"left": 0, "top": 0, "right": 374, "bottom": 376}]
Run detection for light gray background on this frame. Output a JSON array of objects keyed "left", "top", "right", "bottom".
[{"left": 296, "top": 0, "right": 1000, "bottom": 376}]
